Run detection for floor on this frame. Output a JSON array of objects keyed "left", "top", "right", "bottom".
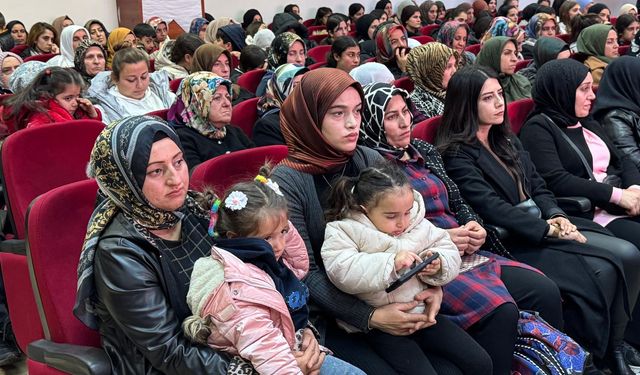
[{"left": 0, "top": 356, "right": 26, "bottom": 375}]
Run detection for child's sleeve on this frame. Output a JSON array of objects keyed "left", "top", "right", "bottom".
[
  {"left": 280, "top": 221, "right": 309, "bottom": 280},
  {"left": 415, "top": 220, "right": 461, "bottom": 285}
]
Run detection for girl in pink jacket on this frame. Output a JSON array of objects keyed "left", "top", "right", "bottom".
[{"left": 183, "top": 171, "right": 365, "bottom": 375}]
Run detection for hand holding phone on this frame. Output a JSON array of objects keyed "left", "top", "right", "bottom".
[{"left": 386, "top": 252, "right": 440, "bottom": 293}]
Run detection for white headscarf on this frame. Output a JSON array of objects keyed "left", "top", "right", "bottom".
[
  {"left": 48, "top": 25, "right": 89, "bottom": 67},
  {"left": 349, "top": 62, "right": 395, "bottom": 85}
]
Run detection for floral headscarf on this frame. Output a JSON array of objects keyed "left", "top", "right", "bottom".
[
  {"left": 525, "top": 13, "right": 557, "bottom": 40},
  {"left": 267, "top": 32, "right": 306, "bottom": 69},
  {"left": 0, "top": 52, "right": 23, "bottom": 90},
  {"left": 437, "top": 21, "right": 469, "bottom": 48},
  {"left": 189, "top": 17, "right": 209, "bottom": 35},
  {"left": 74, "top": 40, "right": 106, "bottom": 84},
  {"left": 360, "top": 82, "right": 413, "bottom": 151},
  {"left": 175, "top": 72, "right": 233, "bottom": 139},
  {"left": 258, "top": 63, "right": 309, "bottom": 115},
  {"left": 8, "top": 61, "right": 46, "bottom": 92},
  {"left": 376, "top": 22, "right": 409, "bottom": 64},
  {"left": 74, "top": 115, "right": 208, "bottom": 329},
  {"left": 481, "top": 16, "right": 522, "bottom": 44}
]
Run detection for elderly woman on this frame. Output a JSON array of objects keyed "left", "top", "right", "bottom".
[
  {"left": 0, "top": 52, "right": 22, "bottom": 94},
  {"left": 168, "top": 72, "right": 253, "bottom": 170},
  {"left": 576, "top": 24, "right": 619, "bottom": 85},
  {"left": 436, "top": 21, "right": 476, "bottom": 66},
  {"left": 74, "top": 40, "right": 106, "bottom": 85},
  {"left": 476, "top": 36, "right": 532, "bottom": 103},
  {"left": 47, "top": 25, "right": 89, "bottom": 67}
]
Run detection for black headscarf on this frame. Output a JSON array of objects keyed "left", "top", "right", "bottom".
[
  {"left": 532, "top": 58, "right": 590, "bottom": 127},
  {"left": 242, "top": 9, "right": 262, "bottom": 30},
  {"left": 592, "top": 56, "right": 640, "bottom": 118},
  {"left": 587, "top": 3, "right": 609, "bottom": 16},
  {"left": 376, "top": 0, "right": 392, "bottom": 10},
  {"left": 357, "top": 14, "right": 376, "bottom": 40},
  {"left": 532, "top": 36, "right": 570, "bottom": 68}
]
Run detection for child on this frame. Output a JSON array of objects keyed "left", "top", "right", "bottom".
[
  {"left": 5, "top": 67, "right": 101, "bottom": 129},
  {"left": 133, "top": 23, "right": 157, "bottom": 54},
  {"left": 183, "top": 170, "right": 365, "bottom": 375}
]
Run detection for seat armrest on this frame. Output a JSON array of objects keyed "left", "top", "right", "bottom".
[
  {"left": 28, "top": 339, "right": 111, "bottom": 375},
  {"left": 485, "top": 224, "right": 510, "bottom": 241},
  {"left": 0, "top": 239, "right": 25, "bottom": 255},
  {"left": 556, "top": 196, "right": 591, "bottom": 214}
]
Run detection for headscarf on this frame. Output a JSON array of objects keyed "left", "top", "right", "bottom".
[
  {"left": 74, "top": 116, "right": 208, "bottom": 329},
  {"left": 242, "top": 9, "right": 262, "bottom": 30},
  {"left": 477, "top": 36, "right": 532, "bottom": 102},
  {"left": 9, "top": 61, "right": 46, "bottom": 93},
  {"left": 191, "top": 44, "right": 232, "bottom": 73},
  {"left": 252, "top": 29, "right": 276, "bottom": 50},
  {"left": 349, "top": 62, "right": 396, "bottom": 85},
  {"left": 620, "top": 4, "right": 638, "bottom": 15},
  {"left": 74, "top": 40, "right": 106, "bottom": 84},
  {"left": 437, "top": 21, "right": 470, "bottom": 48},
  {"left": 267, "top": 32, "right": 306, "bottom": 69},
  {"left": 376, "top": 22, "right": 409, "bottom": 64},
  {"left": 577, "top": 24, "right": 616, "bottom": 63},
  {"left": 420, "top": 1, "right": 438, "bottom": 24},
  {"left": 526, "top": 13, "right": 557, "bottom": 40},
  {"left": 174, "top": 72, "right": 233, "bottom": 139},
  {"left": 83, "top": 19, "right": 110, "bottom": 45},
  {"left": 258, "top": 63, "right": 308, "bottom": 115},
  {"left": 356, "top": 14, "right": 376, "bottom": 41},
  {"left": 360, "top": 82, "right": 413, "bottom": 151},
  {"left": 376, "top": 0, "right": 393, "bottom": 11},
  {"left": 48, "top": 25, "right": 89, "bottom": 68},
  {"left": 204, "top": 17, "right": 234, "bottom": 44},
  {"left": 189, "top": 17, "right": 209, "bottom": 36},
  {"left": 0, "top": 52, "right": 23, "bottom": 90},
  {"left": 532, "top": 58, "right": 590, "bottom": 127},
  {"left": 280, "top": 68, "right": 365, "bottom": 174},
  {"left": 587, "top": 3, "right": 609, "bottom": 16},
  {"left": 472, "top": 0, "right": 489, "bottom": 15},
  {"left": 532, "top": 36, "right": 569, "bottom": 68},
  {"left": 106, "top": 27, "right": 134, "bottom": 68},
  {"left": 146, "top": 17, "right": 165, "bottom": 29},
  {"left": 592, "top": 56, "right": 640, "bottom": 118},
  {"left": 407, "top": 42, "right": 458, "bottom": 106},
  {"left": 482, "top": 16, "right": 522, "bottom": 44},
  {"left": 631, "top": 27, "right": 640, "bottom": 57},
  {"left": 219, "top": 24, "right": 247, "bottom": 51},
  {"left": 51, "top": 15, "right": 73, "bottom": 41}
]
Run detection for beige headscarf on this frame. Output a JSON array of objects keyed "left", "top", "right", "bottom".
[{"left": 204, "top": 17, "right": 236, "bottom": 44}]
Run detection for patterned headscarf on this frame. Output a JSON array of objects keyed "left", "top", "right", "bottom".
[
  {"left": 577, "top": 24, "right": 616, "bottom": 64},
  {"left": 189, "top": 18, "right": 209, "bottom": 36},
  {"left": 0, "top": 52, "right": 23, "bottom": 90},
  {"left": 8, "top": 61, "right": 46, "bottom": 93},
  {"left": 74, "top": 115, "right": 208, "bottom": 329},
  {"left": 526, "top": 14, "right": 556, "bottom": 40},
  {"left": 175, "top": 72, "right": 233, "bottom": 139},
  {"left": 481, "top": 16, "right": 522, "bottom": 44},
  {"left": 437, "top": 21, "right": 469, "bottom": 48},
  {"left": 74, "top": 40, "right": 106, "bottom": 84},
  {"left": 258, "top": 63, "right": 308, "bottom": 115},
  {"left": 360, "top": 82, "right": 413, "bottom": 151},
  {"left": 267, "top": 32, "right": 306, "bottom": 69},
  {"left": 407, "top": 42, "right": 458, "bottom": 99},
  {"left": 280, "top": 68, "right": 365, "bottom": 174},
  {"left": 375, "top": 22, "right": 409, "bottom": 64}
]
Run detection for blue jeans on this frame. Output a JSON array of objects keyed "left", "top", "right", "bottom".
[{"left": 320, "top": 355, "right": 366, "bottom": 375}]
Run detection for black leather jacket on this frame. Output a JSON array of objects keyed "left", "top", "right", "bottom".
[
  {"left": 601, "top": 108, "right": 640, "bottom": 171},
  {"left": 93, "top": 212, "right": 228, "bottom": 375}
]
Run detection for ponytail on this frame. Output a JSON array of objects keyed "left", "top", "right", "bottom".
[
  {"left": 182, "top": 315, "right": 212, "bottom": 345},
  {"left": 325, "top": 176, "right": 361, "bottom": 222}
]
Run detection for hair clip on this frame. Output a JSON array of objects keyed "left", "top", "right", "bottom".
[
  {"left": 208, "top": 198, "right": 221, "bottom": 237},
  {"left": 44, "top": 68, "right": 52, "bottom": 76},
  {"left": 225, "top": 191, "right": 248, "bottom": 211},
  {"left": 255, "top": 175, "right": 284, "bottom": 196}
]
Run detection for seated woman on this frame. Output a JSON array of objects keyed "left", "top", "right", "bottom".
[
  {"left": 89, "top": 47, "right": 175, "bottom": 124},
  {"left": 74, "top": 40, "right": 107, "bottom": 85},
  {"left": 20, "top": 22, "right": 58, "bottom": 58},
  {"left": 594, "top": 57, "right": 640, "bottom": 172},
  {"left": 349, "top": 62, "right": 395, "bottom": 85},
  {"left": 321, "top": 14, "right": 350, "bottom": 45},
  {"left": 476, "top": 36, "right": 532, "bottom": 103},
  {"left": 84, "top": 19, "right": 109, "bottom": 49},
  {"left": 587, "top": 3, "right": 611, "bottom": 23},
  {"left": 168, "top": 72, "right": 253, "bottom": 170},
  {"left": 73, "top": 115, "right": 230, "bottom": 374},
  {"left": 355, "top": 14, "right": 380, "bottom": 61},
  {"left": 47, "top": 25, "right": 89, "bottom": 68},
  {"left": 51, "top": 15, "right": 73, "bottom": 38},
  {"left": 438, "top": 64, "right": 640, "bottom": 374},
  {"left": 105, "top": 27, "right": 135, "bottom": 69},
  {"left": 558, "top": 0, "right": 581, "bottom": 34},
  {"left": 375, "top": 22, "right": 410, "bottom": 79},
  {"left": 349, "top": 3, "right": 366, "bottom": 25},
  {"left": 518, "top": 36, "right": 570, "bottom": 85},
  {"left": 615, "top": 14, "right": 639, "bottom": 46},
  {"left": 436, "top": 21, "right": 476, "bottom": 66},
  {"left": 253, "top": 63, "right": 307, "bottom": 147},
  {"left": 481, "top": 17, "right": 525, "bottom": 59},
  {"left": 359, "top": 81, "right": 563, "bottom": 375},
  {"left": 568, "top": 14, "right": 602, "bottom": 53},
  {"left": 313, "top": 7, "right": 333, "bottom": 26},
  {"left": 154, "top": 33, "right": 203, "bottom": 80},
  {"left": 254, "top": 32, "right": 308, "bottom": 97},
  {"left": 420, "top": 1, "right": 441, "bottom": 25},
  {"left": 189, "top": 17, "right": 209, "bottom": 40},
  {"left": 401, "top": 5, "right": 423, "bottom": 37},
  {"left": 407, "top": 42, "right": 458, "bottom": 122},
  {"left": 576, "top": 24, "right": 619, "bottom": 85},
  {"left": 521, "top": 13, "right": 558, "bottom": 59},
  {"left": 6, "top": 21, "right": 27, "bottom": 47},
  {"left": 0, "top": 52, "right": 22, "bottom": 94},
  {"left": 620, "top": 3, "right": 638, "bottom": 16},
  {"left": 326, "top": 36, "right": 361, "bottom": 73}
]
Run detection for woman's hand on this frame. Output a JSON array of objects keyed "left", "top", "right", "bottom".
[
  {"left": 77, "top": 98, "right": 99, "bottom": 118},
  {"left": 395, "top": 47, "right": 409, "bottom": 72},
  {"left": 294, "top": 329, "right": 325, "bottom": 374},
  {"left": 463, "top": 221, "right": 486, "bottom": 253},
  {"left": 546, "top": 217, "right": 577, "bottom": 236},
  {"left": 559, "top": 229, "right": 587, "bottom": 243},
  {"left": 414, "top": 286, "right": 442, "bottom": 329},
  {"left": 446, "top": 227, "right": 471, "bottom": 255},
  {"left": 619, "top": 189, "right": 640, "bottom": 216},
  {"left": 369, "top": 301, "right": 432, "bottom": 335}
]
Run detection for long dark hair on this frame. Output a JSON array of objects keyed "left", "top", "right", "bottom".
[
  {"left": 436, "top": 65, "right": 521, "bottom": 176},
  {"left": 327, "top": 36, "right": 359, "bottom": 68}
]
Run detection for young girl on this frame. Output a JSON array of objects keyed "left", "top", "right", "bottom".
[
  {"left": 183, "top": 170, "right": 365, "bottom": 375},
  {"left": 5, "top": 67, "right": 101, "bottom": 129}
]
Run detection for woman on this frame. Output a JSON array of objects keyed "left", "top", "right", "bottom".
[
  {"left": 74, "top": 40, "right": 106, "bottom": 85},
  {"left": 615, "top": 14, "right": 639, "bottom": 46},
  {"left": 576, "top": 24, "right": 619, "bottom": 85},
  {"left": 6, "top": 21, "right": 27, "bottom": 46},
  {"left": 73, "top": 115, "right": 231, "bottom": 374},
  {"left": 472, "top": 0, "right": 490, "bottom": 20},
  {"left": 349, "top": 3, "right": 366, "bottom": 24},
  {"left": 271, "top": 67, "right": 488, "bottom": 375},
  {"left": 359, "top": 81, "right": 563, "bottom": 375},
  {"left": 155, "top": 33, "right": 203, "bottom": 80},
  {"left": 481, "top": 17, "right": 525, "bottom": 59},
  {"left": 587, "top": 3, "right": 610, "bottom": 23},
  {"left": 241, "top": 9, "right": 262, "bottom": 31},
  {"left": 20, "top": 22, "right": 58, "bottom": 58},
  {"left": 105, "top": 27, "right": 135, "bottom": 69},
  {"left": 476, "top": 36, "right": 532, "bottom": 102},
  {"left": 188, "top": 17, "right": 209, "bottom": 41},
  {"left": 313, "top": 7, "right": 333, "bottom": 26},
  {"left": 568, "top": 14, "right": 602, "bottom": 52},
  {"left": 420, "top": 1, "right": 440, "bottom": 25},
  {"left": 522, "top": 13, "right": 558, "bottom": 59},
  {"left": 519, "top": 36, "right": 571, "bottom": 85},
  {"left": 436, "top": 21, "right": 476, "bottom": 65},
  {"left": 253, "top": 63, "right": 307, "bottom": 147},
  {"left": 51, "top": 15, "right": 73, "bottom": 42},
  {"left": 255, "top": 32, "right": 308, "bottom": 96},
  {"left": 88, "top": 47, "right": 175, "bottom": 124},
  {"left": 620, "top": 3, "right": 638, "bottom": 16},
  {"left": 355, "top": 14, "right": 379, "bottom": 61},
  {"left": 594, "top": 57, "right": 640, "bottom": 171},
  {"left": 438, "top": 64, "right": 640, "bottom": 375},
  {"left": 0, "top": 52, "right": 22, "bottom": 94},
  {"left": 47, "top": 25, "right": 89, "bottom": 68},
  {"left": 168, "top": 72, "right": 253, "bottom": 170},
  {"left": 376, "top": 0, "right": 394, "bottom": 18},
  {"left": 375, "top": 22, "right": 410, "bottom": 79},
  {"left": 558, "top": 0, "right": 582, "bottom": 34},
  {"left": 321, "top": 15, "right": 350, "bottom": 45},
  {"left": 327, "top": 36, "right": 361, "bottom": 73},
  {"left": 485, "top": 0, "right": 498, "bottom": 16},
  {"left": 84, "top": 19, "right": 109, "bottom": 49},
  {"left": 401, "top": 5, "right": 423, "bottom": 37},
  {"left": 203, "top": 17, "right": 234, "bottom": 44},
  {"left": 371, "top": 8, "right": 390, "bottom": 24},
  {"left": 407, "top": 42, "right": 458, "bottom": 122}
]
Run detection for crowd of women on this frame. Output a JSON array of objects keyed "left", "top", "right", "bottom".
[{"left": 2, "top": 0, "right": 640, "bottom": 374}]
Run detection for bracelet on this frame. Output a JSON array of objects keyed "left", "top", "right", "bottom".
[{"left": 367, "top": 308, "right": 376, "bottom": 331}]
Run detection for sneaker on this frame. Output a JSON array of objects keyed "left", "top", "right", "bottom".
[
  {"left": 0, "top": 339, "right": 20, "bottom": 367},
  {"left": 622, "top": 342, "right": 640, "bottom": 371}
]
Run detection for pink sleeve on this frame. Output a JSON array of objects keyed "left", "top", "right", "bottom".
[
  {"left": 610, "top": 187, "right": 623, "bottom": 205},
  {"left": 280, "top": 221, "right": 309, "bottom": 280}
]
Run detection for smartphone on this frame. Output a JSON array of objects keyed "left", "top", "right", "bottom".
[
  {"left": 396, "top": 46, "right": 411, "bottom": 55},
  {"left": 385, "top": 252, "right": 440, "bottom": 293}
]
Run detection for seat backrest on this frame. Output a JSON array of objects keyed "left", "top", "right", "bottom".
[
  {"left": 412, "top": 35, "right": 434, "bottom": 45},
  {"left": 149, "top": 59, "right": 155, "bottom": 72},
  {"left": 507, "top": 98, "right": 535, "bottom": 135},
  {"left": 515, "top": 59, "right": 531, "bottom": 73},
  {"left": 465, "top": 43, "right": 481, "bottom": 55},
  {"left": 0, "top": 120, "right": 104, "bottom": 238},
  {"left": 169, "top": 78, "right": 183, "bottom": 93},
  {"left": 308, "top": 61, "right": 327, "bottom": 70},
  {"left": 420, "top": 24, "right": 440, "bottom": 36},
  {"left": 557, "top": 33, "right": 571, "bottom": 43},
  {"left": 394, "top": 76, "right": 414, "bottom": 93},
  {"left": 230, "top": 97, "right": 260, "bottom": 138},
  {"left": 307, "top": 25, "right": 326, "bottom": 33},
  {"left": 610, "top": 16, "right": 617, "bottom": 26},
  {"left": 147, "top": 108, "right": 169, "bottom": 120},
  {"left": 27, "top": 179, "right": 101, "bottom": 347},
  {"left": 618, "top": 45, "right": 630, "bottom": 56},
  {"left": 23, "top": 53, "right": 58, "bottom": 63},
  {"left": 303, "top": 19, "right": 316, "bottom": 27},
  {"left": 307, "top": 45, "right": 332, "bottom": 63},
  {"left": 412, "top": 116, "right": 442, "bottom": 143},
  {"left": 237, "top": 69, "right": 267, "bottom": 95},
  {"left": 190, "top": 145, "right": 288, "bottom": 194}
]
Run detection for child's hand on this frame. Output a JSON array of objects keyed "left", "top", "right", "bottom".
[
  {"left": 394, "top": 250, "right": 422, "bottom": 272},
  {"left": 417, "top": 251, "right": 441, "bottom": 277},
  {"left": 77, "top": 98, "right": 98, "bottom": 119}
]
